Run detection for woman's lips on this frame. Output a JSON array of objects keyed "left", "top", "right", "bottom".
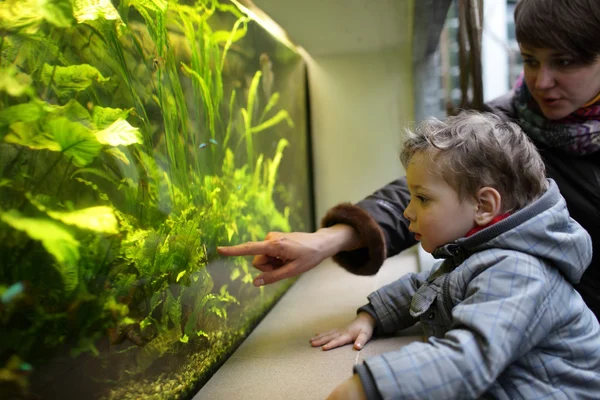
[{"left": 539, "top": 97, "right": 564, "bottom": 107}]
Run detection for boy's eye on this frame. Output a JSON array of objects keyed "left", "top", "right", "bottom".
[{"left": 416, "top": 195, "right": 428, "bottom": 204}]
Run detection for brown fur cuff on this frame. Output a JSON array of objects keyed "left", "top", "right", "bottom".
[{"left": 320, "top": 203, "right": 386, "bottom": 275}]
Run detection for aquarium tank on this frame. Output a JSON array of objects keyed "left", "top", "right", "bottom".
[{"left": 0, "top": 0, "right": 313, "bottom": 398}]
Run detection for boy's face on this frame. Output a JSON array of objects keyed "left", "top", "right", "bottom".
[{"left": 403, "top": 152, "right": 478, "bottom": 253}]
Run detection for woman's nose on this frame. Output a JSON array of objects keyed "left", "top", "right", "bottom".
[{"left": 534, "top": 65, "right": 555, "bottom": 90}]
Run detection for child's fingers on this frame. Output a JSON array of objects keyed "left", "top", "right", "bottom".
[
  {"left": 310, "top": 330, "right": 339, "bottom": 346},
  {"left": 353, "top": 331, "right": 371, "bottom": 350},
  {"left": 322, "top": 334, "right": 352, "bottom": 351}
]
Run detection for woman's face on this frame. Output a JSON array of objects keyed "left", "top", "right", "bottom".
[{"left": 520, "top": 45, "right": 600, "bottom": 120}]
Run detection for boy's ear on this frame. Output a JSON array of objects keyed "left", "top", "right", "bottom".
[{"left": 474, "top": 187, "right": 502, "bottom": 226}]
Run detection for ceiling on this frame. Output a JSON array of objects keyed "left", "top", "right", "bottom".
[{"left": 251, "top": 0, "right": 413, "bottom": 57}]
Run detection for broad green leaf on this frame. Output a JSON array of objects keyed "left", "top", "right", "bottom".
[
  {"left": 48, "top": 100, "right": 92, "bottom": 126},
  {"left": 95, "top": 119, "right": 142, "bottom": 146},
  {"left": 0, "top": 210, "right": 79, "bottom": 292},
  {"left": 73, "top": 0, "right": 121, "bottom": 23},
  {"left": 42, "top": 64, "right": 110, "bottom": 98},
  {"left": 40, "top": 0, "right": 76, "bottom": 28},
  {"left": 179, "top": 334, "right": 189, "bottom": 344},
  {"left": 0, "top": 0, "right": 74, "bottom": 32},
  {"left": 92, "top": 106, "right": 131, "bottom": 129},
  {"left": 0, "top": 102, "right": 46, "bottom": 127},
  {"left": 47, "top": 206, "right": 118, "bottom": 234},
  {"left": 0, "top": 67, "right": 33, "bottom": 97},
  {"left": 4, "top": 121, "right": 60, "bottom": 151},
  {"left": 46, "top": 117, "right": 103, "bottom": 166}
]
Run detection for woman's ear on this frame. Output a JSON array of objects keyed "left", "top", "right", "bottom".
[{"left": 474, "top": 187, "right": 502, "bottom": 226}]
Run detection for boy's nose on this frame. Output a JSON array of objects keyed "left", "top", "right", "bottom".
[{"left": 403, "top": 203, "right": 415, "bottom": 222}]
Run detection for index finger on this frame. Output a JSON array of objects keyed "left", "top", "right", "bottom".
[{"left": 217, "top": 241, "right": 277, "bottom": 257}]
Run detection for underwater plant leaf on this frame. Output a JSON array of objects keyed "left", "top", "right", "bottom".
[
  {"left": 129, "top": 0, "right": 167, "bottom": 13},
  {"left": 259, "top": 92, "right": 280, "bottom": 123},
  {"left": 48, "top": 99, "right": 92, "bottom": 126},
  {"left": 267, "top": 138, "right": 289, "bottom": 196},
  {"left": 179, "top": 334, "right": 189, "bottom": 344},
  {"left": 41, "top": 64, "right": 110, "bottom": 98},
  {"left": 46, "top": 117, "right": 103, "bottom": 166},
  {"left": 72, "top": 0, "right": 122, "bottom": 23},
  {"left": 92, "top": 106, "right": 131, "bottom": 129},
  {"left": 218, "top": 17, "right": 249, "bottom": 72},
  {"left": 74, "top": 177, "right": 110, "bottom": 201},
  {"left": 0, "top": 67, "right": 33, "bottom": 97},
  {"left": 40, "top": 0, "right": 76, "bottom": 28},
  {"left": 176, "top": 270, "right": 186, "bottom": 282},
  {"left": 0, "top": 102, "right": 46, "bottom": 128},
  {"left": 180, "top": 63, "right": 215, "bottom": 137},
  {"left": 0, "top": 0, "right": 74, "bottom": 33},
  {"left": 229, "top": 268, "right": 240, "bottom": 281},
  {"left": 105, "top": 147, "right": 131, "bottom": 165},
  {"left": 46, "top": 206, "right": 119, "bottom": 234},
  {"left": 95, "top": 119, "right": 143, "bottom": 146},
  {"left": 247, "top": 71, "right": 262, "bottom": 125},
  {"left": 250, "top": 110, "right": 294, "bottom": 134},
  {"left": 0, "top": 210, "right": 80, "bottom": 292},
  {"left": 70, "top": 167, "right": 119, "bottom": 184},
  {"left": 226, "top": 221, "right": 238, "bottom": 242},
  {"left": 4, "top": 121, "right": 61, "bottom": 151}
]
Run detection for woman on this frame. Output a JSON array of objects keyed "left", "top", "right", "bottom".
[{"left": 218, "top": 0, "right": 600, "bottom": 321}]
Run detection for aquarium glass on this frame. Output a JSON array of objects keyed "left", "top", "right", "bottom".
[{"left": 0, "top": 0, "right": 313, "bottom": 398}]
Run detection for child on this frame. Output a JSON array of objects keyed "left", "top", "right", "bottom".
[{"left": 310, "top": 111, "right": 600, "bottom": 399}]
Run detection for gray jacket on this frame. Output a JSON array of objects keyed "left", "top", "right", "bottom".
[{"left": 354, "top": 180, "right": 600, "bottom": 399}]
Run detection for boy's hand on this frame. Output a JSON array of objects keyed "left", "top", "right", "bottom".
[
  {"left": 310, "top": 312, "right": 376, "bottom": 350},
  {"left": 326, "top": 375, "right": 367, "bottom": 400}
]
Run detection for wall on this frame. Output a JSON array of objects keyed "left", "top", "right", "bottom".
[{"left": 304, "top": 50, "right": 413, "bottom": 219}]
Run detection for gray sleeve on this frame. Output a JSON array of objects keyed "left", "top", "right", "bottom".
[
  {"left": 354, "top": 363, "right": 383, "bottom": 400},
  {"left": 364, "top": 269, "right": 431, "bottom": 333}
]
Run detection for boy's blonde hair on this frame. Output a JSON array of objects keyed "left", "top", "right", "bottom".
[{"left": 400, "top": 111, "right": 547, "bottom": 213}]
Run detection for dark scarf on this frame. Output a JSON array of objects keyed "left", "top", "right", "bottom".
[{"left": 513, "top": 74, "right": 600, "bottom": 155}]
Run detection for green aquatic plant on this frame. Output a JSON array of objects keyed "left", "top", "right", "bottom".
[{"left": 0, "top": 0, "right": 308, "bottom": 397}]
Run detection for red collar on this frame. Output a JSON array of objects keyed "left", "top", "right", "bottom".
[{"left": 465, "top": 213, "right": 511, "bottom": 237}]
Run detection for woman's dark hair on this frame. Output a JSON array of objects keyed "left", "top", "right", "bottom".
[{"left": 515, "top": 0, "right": 600, "bottom": 64}]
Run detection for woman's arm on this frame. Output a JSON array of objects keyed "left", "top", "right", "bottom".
[
  {"left": 217, "top": 177, "right": 417, "bottom": 284},
  {"left": 323, "top": 176, "right": 417, "bottom": 274},
  {"left": 217, "top": 224, "right": 363, "bottom": 286}
]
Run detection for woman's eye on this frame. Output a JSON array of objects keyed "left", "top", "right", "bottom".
[
  {"left": 522, "top": 58, "right": 538, "bottom": 67},
  {"left": 556, "top": 59, "right": 573, "bottom": 67}
]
